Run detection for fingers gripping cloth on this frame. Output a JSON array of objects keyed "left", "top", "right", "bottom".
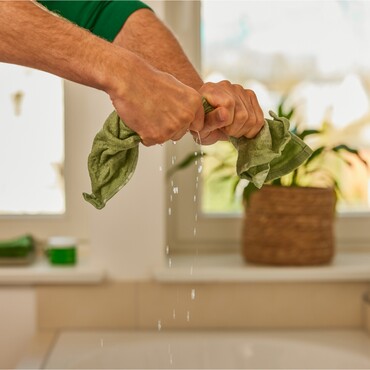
[{"left": 83, "top": 99, "right": 312, "bottom": 209}]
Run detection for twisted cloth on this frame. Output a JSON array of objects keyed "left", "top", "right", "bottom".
[{"left": 83, "top": 100, "right": 312, "bottom": 209}]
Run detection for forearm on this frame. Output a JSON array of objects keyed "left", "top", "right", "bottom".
[
  {"left": 0, "top": 1, "right": 129, "bottom": 94},
  {"left": 114, "top": 9, "right": 204, "bottom": 91}
]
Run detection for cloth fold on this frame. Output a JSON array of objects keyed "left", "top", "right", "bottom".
[
  {"left": 83, "top": 101, "right": 312, "bottom": 209},
  {"left": 231, "top": 111, "right": 313, "bottom": 186}
]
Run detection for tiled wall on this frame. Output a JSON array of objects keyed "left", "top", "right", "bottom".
[{"left": 37, "top": 281, "right": 370, "bottom": 331}]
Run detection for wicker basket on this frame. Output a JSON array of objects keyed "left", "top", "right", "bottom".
[{"left": 242, "top": 186, "right": 336, "bottom": 266}]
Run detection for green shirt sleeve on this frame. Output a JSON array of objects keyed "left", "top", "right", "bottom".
[{"left": 37, "top": 1, "right": 152, "bottom": 42}]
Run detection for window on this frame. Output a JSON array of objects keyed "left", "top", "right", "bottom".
[
  {"left": 0, "top": 63, "right": 64, "bottom": 215},
  {"left": 165, "top": 1, "right": 370, "bottom": 253}
]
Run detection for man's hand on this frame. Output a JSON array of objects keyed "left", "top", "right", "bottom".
[
  {"left": 190, "top": 81, "right": 265, "bottom": 145},
  {"left": 107, "top": 54, "right": 205, "bottom": 146}
]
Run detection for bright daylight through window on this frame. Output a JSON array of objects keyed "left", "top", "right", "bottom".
[
  {"left": 0, "top": 64, "right": 64, "bottom": 215},
  {"left": 200, "top": 0, "right": 370, "bottom": 214}
]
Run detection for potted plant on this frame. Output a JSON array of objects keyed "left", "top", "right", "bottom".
[{"left": 170, "top": 101, "right": 368, "bottom": 266}]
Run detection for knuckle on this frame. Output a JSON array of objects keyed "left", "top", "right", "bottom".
[
  {"left": 246, "top": 89, "right": 257, "bottom": 99},
  {"left": 236, "top": 110, "right": 249, "bottom": 123},
  {"left": 220, "top": 80, "right": 232, "bottom": 88}
]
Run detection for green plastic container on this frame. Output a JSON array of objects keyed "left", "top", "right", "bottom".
[
  {"left": 47, "top": 237, "right": 77, "bottom": 265},
  {"left": 0, "top": 235, "right": 35, "bottom": 265}
]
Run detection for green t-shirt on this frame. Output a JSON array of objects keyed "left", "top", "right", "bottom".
[{"left": 38, "top": 1, "right": 151, "bottom": 42}]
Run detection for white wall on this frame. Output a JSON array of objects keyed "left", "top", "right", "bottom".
[
  {"left": 77, "top": 0, "right": 167, "bottom": 280},
  {"left": 0, "top": 289, "right": 36, "bottom": 369}
]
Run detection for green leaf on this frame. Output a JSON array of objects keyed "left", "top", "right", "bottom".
[
  {"left": 332, "top": 145, "right": 368, "bottom": 166},
  {"left": 297, "top": 129, "right": 321, "bottom": 140},
  {"left": 305, "top": 146, "right": 325, "bottom": 166},
  {"left": 242, "top": 182, "right": 259, "bottom": 205},
  {"left": 271, "top": 177, "right": 282, "bottom": 186}
]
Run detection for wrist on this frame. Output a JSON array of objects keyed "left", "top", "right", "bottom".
[{"left": 99, "top": 46, "right": 137, "bottom": 100}]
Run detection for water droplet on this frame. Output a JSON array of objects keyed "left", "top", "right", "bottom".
[
  {"left": 173, "top": 141, "right": 177, "bottom": 145},
  {"left": 159, "top": 166, "right": 163, "bottom": 172},
  {"left": 191, "top": 289, "right": 196, "bottom": 300},
  {"left": 157, "top": 320, "right": 162, "bottom": 331},
  {"left": 195, "top": 182, "right": 199, "bottom": 189},
  {"left": 168, "top": 344, "right": 173, "bottom": 365},
  {"left": 196, "top": 131, "right": 202, "bottom": 146},
  {"left": 166, "top": 245, "right": 170, "bottom": 255},
  {"left": 168, "top": 207, "right": 172, "bottom": 216},
  {"left": 168, "top": 258, "right": 172, "bottom": 268},
  {"left": 186, "top": 311, "right": 190, "bottom": 322},
  {"left": 172, "top": 309, "right": 176, "bottom": 319},
  {"left": 193, "top": 195, "right": 197, "bottom": 202},
  {"left": 195, "top": 160, "right": 198, "bottom": 166},
  {"left": 197, "top": 165, "right": 203, "bottom": 174},
  {"left": 193, "top": 227, "right": 197, "bottom": 236},
  {"left": 173, "top": 187, "right": 179, "bottom": 194},
  {"left": 196, "top": 176, "right": 199, "bottom": 182},
  {"left": 194, "top": 151, "right": 198, "bottom": 156},
  {"left": 171, "top": 156, "right": 176, "bottom": 165}
]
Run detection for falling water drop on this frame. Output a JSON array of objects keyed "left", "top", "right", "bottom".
[
  {"left": 197, "top": 165, "right": 203, "bottom": 174},
  {"left": 168, "top": 207, "right": 172, "bottom": 216},
  {"left": 193, "top": 227, "right": 197, "bottom": 236},
  {"left": 186, "top": 311, "right": 190, "bottom": 322},
  {"left": 191, "top": 289, "right": 196, "bottom": 300},
  {"left": 193, "top": 195, "right": 197, "bottom": 202},
  {"left": 172, "top": 309, "right": 176, "bottom": 319},
  {"left": 168, "top": 258, "right": 172, "bottom": 268},
  {"left": 173, "top": 187, "right": 179, "bottom": 194},
  {"left": 166, "top": 245, "right": 170, "bottom": 255},
  {"left": 168, "top": 344, "right": 173, "bottom": 366},
  {"left": 159, "top": 166, "right": 163, "bottom": 172},
  {"left": 194, "top": 213, "right": 198, "bottom": 222},
  {"left": 173, "top": 141, "right": 177, "bottom": 145},
  {"left": 157, "top": 320, "right": 162, "bottom": 331}
]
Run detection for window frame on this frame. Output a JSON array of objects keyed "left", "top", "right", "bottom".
[
  {"left": 165, "top": 0, "right": 370, "bottom": 254},
  {"left": 0, "top": 80, "right": 92, "bottom": 243}
]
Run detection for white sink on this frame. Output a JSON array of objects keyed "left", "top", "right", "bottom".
[{"left": 43, "top": 329, "right": 370, "bottom": 369}]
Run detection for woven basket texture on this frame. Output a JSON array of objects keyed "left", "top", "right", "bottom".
[{"left": 242, "top": 186, "right": 336, "bottom": 266}]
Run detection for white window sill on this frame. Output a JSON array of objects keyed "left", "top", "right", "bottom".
[
  {"left": 0, "top": 257, "right": 105, "bottom": 285},
  {"left": 154, "top": 251, "right": 370, "bottom": 283}
]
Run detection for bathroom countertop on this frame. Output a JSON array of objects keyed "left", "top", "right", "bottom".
[
  {"left": 0, "top": 257, "right": 105, "bottom": 285},
  {"left": 154, "top": 251, "right": 370, "bottom": 283}
]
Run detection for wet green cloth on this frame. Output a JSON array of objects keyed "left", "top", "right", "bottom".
[
  {"left": 83, "top": 111, "right": 141, "bottom": 209},
  {"left": 83, "top": 102, "right": 312, "bottom": 209},
  {"left": 231, "top": 111, "right": 313, "bottom": 186}
]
